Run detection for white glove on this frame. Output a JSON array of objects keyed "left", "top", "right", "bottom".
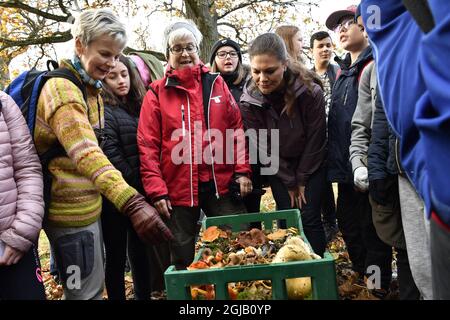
[{"left": 354, "top": 166, "right": 369, "bottom": 191}]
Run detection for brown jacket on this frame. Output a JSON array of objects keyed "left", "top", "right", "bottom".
[{"left": 240, "top": 78, "right": 326, "bottom": 188}]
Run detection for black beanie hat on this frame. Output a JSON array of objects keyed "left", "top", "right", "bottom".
[{"left": 209, "top": 38, "right": 242, "bottom": 66}]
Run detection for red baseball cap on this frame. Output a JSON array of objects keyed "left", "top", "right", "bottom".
[{"left": 325, "top": 5, "right": 358, "bottom": 31}]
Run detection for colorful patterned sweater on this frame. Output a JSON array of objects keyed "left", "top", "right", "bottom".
[{"left": 35, "top": 60, "right": 137, "bottom": 227}]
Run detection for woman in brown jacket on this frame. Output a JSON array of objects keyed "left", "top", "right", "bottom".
[{"left": 240, "top": 33, "right": 328, "bottom": 256}]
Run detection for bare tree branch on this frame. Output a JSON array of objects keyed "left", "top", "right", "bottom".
[
  {"left": 218, "top": 0, "right": 297, "bottom": 20},
  {"left": 0, "top": 0, "right": 71, "bottom": 22},
  {"left": 0, "top": 31, "right": 72, "bottom": 50}
]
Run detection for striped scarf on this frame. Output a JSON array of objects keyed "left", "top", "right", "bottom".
[{"left": 71, "top": 55, "right": 103, "bottom": 89}]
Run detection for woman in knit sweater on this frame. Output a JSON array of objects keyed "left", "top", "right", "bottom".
[
  {"left": 35, "top": 9, "right": 173, "bottom": 300},
  {"left": 0, "top": 91, "right": 46, "bottom": 300}
]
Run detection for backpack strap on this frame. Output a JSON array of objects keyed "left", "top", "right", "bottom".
[
  {"left": 45, "top": 68, "right": 88, "bottom": 102},
  {"left": 148, "top": 85, "right": 158, "bottom": 99},
  {"left": 358, "top": 59, "right": 374, "bottom": 82},
  {"left": 336, "top": 68, "right": 342, "bottom": 81}
]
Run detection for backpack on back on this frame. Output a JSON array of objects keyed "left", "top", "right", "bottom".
[
  {"left": 5, "top": 60, "right": 88, "bottom": 216},
  {"left": 129, "top": 51, "right": 165, "bottom": 86},
  {"left": 5, "top": 60, "right": 87, "bottom": 135}
]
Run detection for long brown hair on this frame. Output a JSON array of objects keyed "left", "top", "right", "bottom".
[
  {"left": 102, "top": 55, "right": 147, "bottom": 116},
  {"left": 248, "top": 33, "right": 323, "bottom": 118},
  {"left": 275, "top": 25, "right": 302, "bottom": 63}
]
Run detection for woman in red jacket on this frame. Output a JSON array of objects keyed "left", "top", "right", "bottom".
[{"left": 137, "top": 20, "right": 252, "bottom": 270}]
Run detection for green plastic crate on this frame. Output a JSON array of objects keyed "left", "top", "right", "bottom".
[{"left": 164, "top": 209, "right": 338, "bottom": 300}]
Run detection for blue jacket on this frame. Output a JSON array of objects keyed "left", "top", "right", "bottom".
[
  {"left": 368, "top": 87, "right": 401, "bottom": 181},
  {"left": 327, "top": 46, "right": 373, "bottom": 183},
  {"left": 361, "top": 0, "right": 450, "bottom": 226}
]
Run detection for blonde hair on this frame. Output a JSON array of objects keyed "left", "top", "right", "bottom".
[{"left": 71, "top": 9, "right": 127, "bottom": 48}]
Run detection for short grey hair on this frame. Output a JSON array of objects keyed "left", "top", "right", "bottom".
[
  {"left": 71, "top": 9, "right": 127, "bottom": 48},
  {"left": 163, "top": 19, "right": 202, "bottom": 55}
]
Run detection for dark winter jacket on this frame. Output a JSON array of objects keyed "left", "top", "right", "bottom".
[
  {"left": 103, "top": 105, "right": 144, "bottom": 194},
  {"left": 240, "top": 77, "right": 326, "bottom": 188},
  {"left": 221, "top": 67, "right": 251, "bottom": 104},
  {"left": 327, "top": 46, "right": 373, "bottom": 183},
  {"left": 368, "top": 88, "right": 399, "bottom": 180}
]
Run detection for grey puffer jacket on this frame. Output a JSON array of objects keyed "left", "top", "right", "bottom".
[{"left": 0, "top": 91, "right": 44, "bottom": 253}]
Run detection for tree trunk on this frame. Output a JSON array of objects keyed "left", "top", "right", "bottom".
[{"left": 185, "top": 0, "right": 219, "bottom": 64}]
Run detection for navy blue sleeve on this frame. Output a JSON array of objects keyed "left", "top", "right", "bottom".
[{"left": 368, "top": 87, "right": 389, "bottom": 181}]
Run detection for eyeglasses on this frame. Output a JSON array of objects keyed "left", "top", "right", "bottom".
[
  {"left": 216, "top": 51, "right": 239, "bottom": 59},
  {"left": 169, "top": 44, "right": 198, "bottom": 55},
  {"left": 334, "top": 18, "right": 356, "bottom": 33}
]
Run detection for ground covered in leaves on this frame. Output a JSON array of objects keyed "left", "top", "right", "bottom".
[{"left": 38, "top": 187, "right": 399, "bottom": 300}]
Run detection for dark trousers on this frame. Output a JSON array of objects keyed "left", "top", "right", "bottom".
[
  {"left": 169, "top": 184, "right": 247, "bottom": 270},
  {"left": 0, "top": 245, "right": 46, "bottom": 300},
  {"left": 336, "top": 183, "right": 392, "bottom": 289},
  {"left": 322, "top": 181, "right": 337, "bottom": 227},
  {"left": 144, "top": 242, "right": 171, "bottom": 292},
  {"left": 269, "top": 167, "right": 327, "bottom": 256},
  {"left": 102, "top": 200, "right": 153, "bottom": 300},
  {"left": 243, "top": 164, "right": 263, "bottom": 214},
  {"left": 430, "top": 216, "right": 450, "bottom": 300},
  {"left": 396, "top": 248, "right": 421, "bottom": 300}
]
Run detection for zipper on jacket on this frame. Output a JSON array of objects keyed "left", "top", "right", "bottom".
[
  {"left": 208, "top": 75, "right": 220, "bottom": 199},
  {"left": 395, "top": 137, "right": 404, "bottom": 175},
  {"left": 181, "top": 104, "right": 186, "bottom": 136},
  {"left": 186, "top": 95, "right": 194, "bottom": 207},
  {"left": 343, "top": 82, "right": 349, "bottom": 106}
]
